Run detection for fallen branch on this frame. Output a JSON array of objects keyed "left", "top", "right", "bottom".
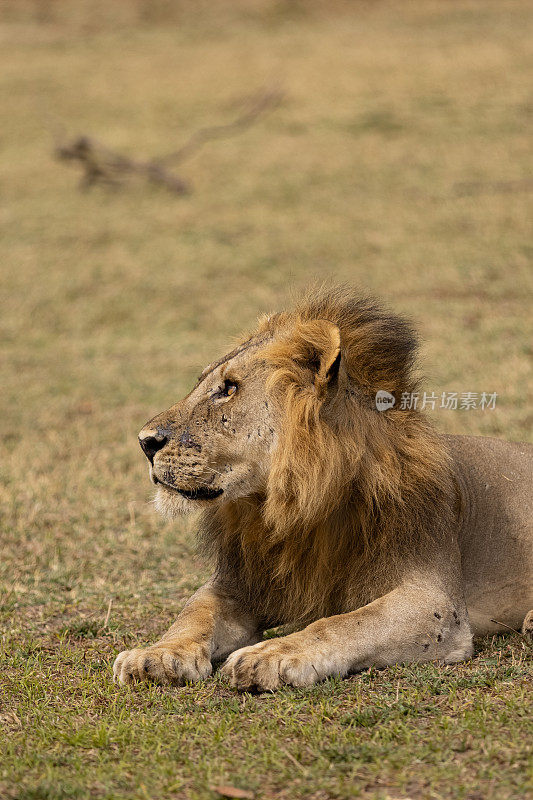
[{"left": 54, "top": 86, "right": 283, "bottom": 194}]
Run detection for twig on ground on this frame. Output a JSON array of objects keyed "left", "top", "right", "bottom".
[
  {"left": 490, "top": 618, "right": 531, "bottom": 644},
  {"left": 103, "top": 598, "right": 113, "bottom": 630},
  {"left": 279, "top": 745, "right": 308, "bottom": 776}
]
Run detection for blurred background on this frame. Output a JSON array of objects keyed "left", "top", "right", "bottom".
[{"left": 1, "top": 2, "right": 532, "bottom": 797}]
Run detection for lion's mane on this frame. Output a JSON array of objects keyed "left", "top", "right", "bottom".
[{"left": 201, "top": 288, "right": 456, "bottom": 628}]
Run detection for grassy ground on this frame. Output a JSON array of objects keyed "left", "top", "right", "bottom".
[{"left": 1, "top": 1, "right": 532, "bottom": 798}]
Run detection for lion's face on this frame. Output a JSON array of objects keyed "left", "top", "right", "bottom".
[
  {"left": 139, "top": 338, "right": 277, "bottom": 515},
  {"left": 140, "top": 294, "right": 419, "bottom": 526}
]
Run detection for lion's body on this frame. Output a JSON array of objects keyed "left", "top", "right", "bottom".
[
  {"left": 448, "top": 435, "right": 533, "bottom": 634},
  {"left": 114, "top": 289, "right": 533, "bottom": 690}
]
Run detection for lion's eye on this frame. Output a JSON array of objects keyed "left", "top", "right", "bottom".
[
  {"left": 222, "top": 379, "right": 238, "bottom": 397},
  {"left": 211, "top": 379, "right": 238, "bottom": 401}
]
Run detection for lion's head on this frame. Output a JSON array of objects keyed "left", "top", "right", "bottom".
[{"left": 142, "top": 287, "right": 448, "bottom": 520}]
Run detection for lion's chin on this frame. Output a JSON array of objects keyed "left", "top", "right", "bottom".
[
  {"left": 154, "top": 486, "right": 192, "bottom": 517},
  {"left": 153, "top": 485, "right": 223, "bottom": 517}
]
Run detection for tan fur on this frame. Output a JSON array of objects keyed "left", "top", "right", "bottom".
[{"left": 113, "top": 288, "right": 532, "bottom": 690}]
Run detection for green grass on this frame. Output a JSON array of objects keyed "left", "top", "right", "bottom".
[
  {"left": 1, "top": 634, "right": 531, "bottom": 800},
  {"left": 1, "top": 1, "right": 532, "bottom": 798}
]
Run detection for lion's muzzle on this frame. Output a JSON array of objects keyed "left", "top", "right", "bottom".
[{"left": 139, "top": 428, "right": 169, "bottom": 464}]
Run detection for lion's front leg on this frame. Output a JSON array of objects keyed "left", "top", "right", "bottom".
[
  {"left": 221, "top": 578, "right": 473, "bottom": 691},
  {"left": 113, "top": 581, "right": 260, "bottom": 686}
]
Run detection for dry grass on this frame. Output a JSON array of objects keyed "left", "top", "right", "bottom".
[{"left": 1, "top": 1, "right": 532, "bottom": 798}]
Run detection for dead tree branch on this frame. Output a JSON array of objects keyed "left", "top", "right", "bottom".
[{"left": 54, "top": 87, "right": 283, "bottom": 194}]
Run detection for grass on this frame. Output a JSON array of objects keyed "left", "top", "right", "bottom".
[{"left": 1, "top": 1, "right": 532, "bottom": 798}]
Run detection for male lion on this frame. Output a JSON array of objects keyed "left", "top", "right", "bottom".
[{"left": 114, "top": 289, "right": 533, "bottom": 691}]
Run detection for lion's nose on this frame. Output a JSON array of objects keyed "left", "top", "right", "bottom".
[{"left": 139, "top": 431, "right": 168, "bottom": 464}]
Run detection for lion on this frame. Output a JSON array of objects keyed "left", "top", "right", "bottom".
[{"left": 113, "top": 288, "right": 533, "bottom": 691}]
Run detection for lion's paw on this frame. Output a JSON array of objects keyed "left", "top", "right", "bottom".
[
  {"left": 113, "top": 641, "right": 212, "bottom": 686},
  {"left": 221, "top": 639, "right": 323, "bottom": 692}
]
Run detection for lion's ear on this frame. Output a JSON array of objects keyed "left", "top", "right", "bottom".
[
  {"left": 264, "top": 318, "right": 342, "bottom": 395},
  {"left": 293, "top": 319, "right": 341, "bottom": 390},
  {"left": 315, "top": 321, "right": 341, "bottom": 386}
]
